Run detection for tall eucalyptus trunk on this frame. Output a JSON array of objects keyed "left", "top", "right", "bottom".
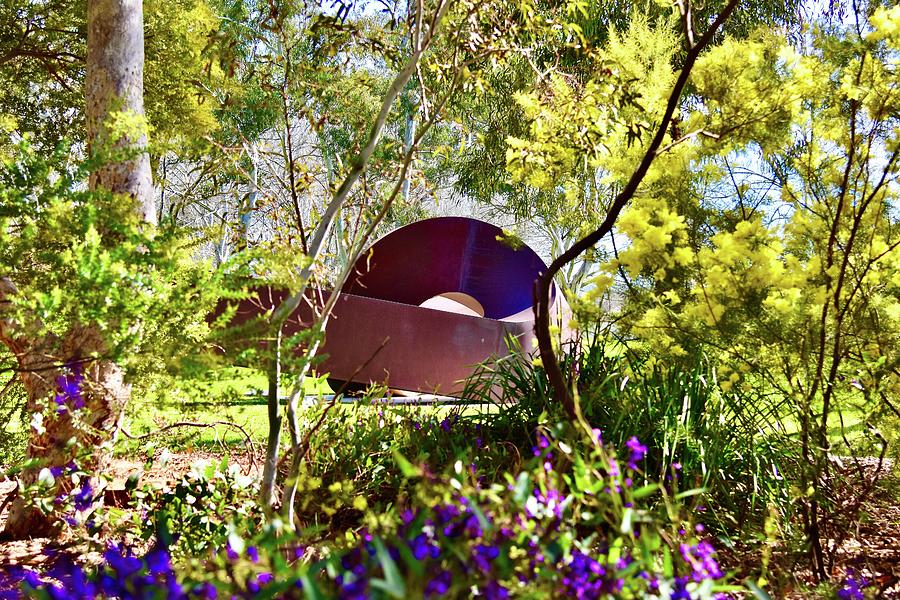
[{"left": 85, "top": 0, "right": 155, "bottom": 223}]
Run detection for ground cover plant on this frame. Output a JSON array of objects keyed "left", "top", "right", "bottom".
[
  {"left": 0, "top": 0, "right": 898, "bottom": 598},
  {"left": 3, "top": 404, "right": 744, "bottom": 599}
]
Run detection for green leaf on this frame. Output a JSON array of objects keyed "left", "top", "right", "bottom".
[
  {"left": 391, "top": 448, "right": 420, "bottom": 478},
  {"left": 38, "top": 468, "right": 55, "bottom": 488},
  {"left": 466, "top": 498, "right": 493, "bottom": 533},
  {"left": 632, "top": 483, "right": 659, "bottom": 499},
  {"left": 125, "top": 472, "right": 141, "bottom": 492},
  {"left": 674, "top": 487, "right": 707, "bottom": 500},
  {"left": 153, "top": 510, "right": 174, "bottom": 548},
  {"left": 745, "top": 579, "right": 772, "bottom": 600},
  {"left": 620, "top": 507, "right": 634, "bottom": 534},
  {"left": 370, "top": 538, "right": 406, "bottom": 598},
  {"left": 513, "top": 472, "right": 531, "bottom": 505},
  {"left": 662, "top": 546, "right": 673, "bottom": 578},
  {"left": 5, "top": 457, "right": 41, "bottom": 477},
  {"left": 227, "top": 530, "right": 245, "bottom": 555},
  {"left": 299, "top": 572, "right": 325, "bottom": 600}
]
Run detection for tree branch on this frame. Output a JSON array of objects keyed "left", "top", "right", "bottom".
[
  {"left": 532, "top": 0, "right": 739, "bottom": 420},
  {"left": 267, "top": 0, "right": 451, "bottom": 330}
]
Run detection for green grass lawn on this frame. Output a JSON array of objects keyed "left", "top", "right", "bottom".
[
  {"left": 120, "top": 367, "right": 471, "bottom": 453},
  {"left": 121, "top": 367, "right": 333, "bottom": 451}
]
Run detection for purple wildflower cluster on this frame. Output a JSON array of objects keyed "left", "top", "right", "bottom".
[
  {"left": 44, "top": 462, "right": 95, "bottom": 527},
  {"left": 327, "top": 431, "right": 727, "bottom": 600},
  {"left": 333, "top": 497, "right": 512, "bottom": 599},
  {"left": 625, "top": 436, "right": 648, "bottom": 470},
  {"left": 54, "top": 364, "right": 85, "bottom": 413},
  {"left": 409, "top": 413, "right": 462, "bottom": 434},
  {"left": 71, "top": 480, "right": 94, "bottom": 512},
  {"left": 0, "top": 542, "right": 280, "bottom": 599},
  {"left": 0, "top": 429, "right": 733, "bottom": 599},
  {"left": 837, "top": 569, "right": 868, "bottom": 600},
  {"left": 49, "top": 461, "right": 77, "bottom": 479},
  {"left": 679, "top": 540, "right": 723, "bottom": 581},
  {"left": 55, "top": 478, "right": 95, "bottom": 526},
  {"left": 0, "top": 545, "right": 182, "bottom": 599},
  {"left": 559, "top": 549, "right": 625, "bottom": 598}
]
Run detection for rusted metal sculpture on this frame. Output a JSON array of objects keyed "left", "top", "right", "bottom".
[{"left": 227, "top": 217, "right": 565, "bottom": 396}]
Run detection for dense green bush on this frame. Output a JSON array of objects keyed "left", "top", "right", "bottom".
[
  {"left": 462, "top": 334, "right": 800, "bottom": 538},
  {"left": 0, "top": 369, "right": 27, "bottom": 465}
]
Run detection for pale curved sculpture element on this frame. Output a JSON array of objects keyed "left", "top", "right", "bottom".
[{"left": 418, "top": 293, "right": 485, "bottom": 317}]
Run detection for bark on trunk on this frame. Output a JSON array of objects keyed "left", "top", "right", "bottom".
[
  {"left": 86, "top": 0, "right": 155, "bottom": 225},
  {"left": 0, "top": 284, "right": 129, "bottom": 538},
  {"left": 1, "top": 0, "right": 150, "bottom": 539}
]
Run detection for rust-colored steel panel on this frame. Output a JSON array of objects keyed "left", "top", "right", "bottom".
[
  {"left": 342, "top": 217, "right": 552, "bottom": 319},
  {"left": 220, "top": 217, "right": 566, "bottom": 396},
  {"left": 320, "top": 292, "right": 537, "bottom": 395}
]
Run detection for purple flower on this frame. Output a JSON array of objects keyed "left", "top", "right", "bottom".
[
  {"left": 225, "top": 543, "right": 239, "bottom": 561},
  {"left": 247, "top": 546, "right": 259, "bottom": 563},
  {"left": 23, "top": 569, "right": 43, "bottom": 590},
  {"left": 671, "top": 575, "right": 691, "bottom": 600},
  {"left": 481, "top": 580, "right": 509, "bottom": 600},
  {"left": 194, "top": 582, "right": 218, "bottom": 599},
  {"left": 247, "top": 572, "right": 272, "bottom": 594},
  {"left": 608, "top": 457, "right": 620, "bottom": 478},
  {"left": 425, "top": 570, "right": 452, "bottom": 597},
  {"left": 680, "top": 540, "right": 723, "bottom": 581},
  {"left": 401, "top": 509, "right": 416, "bottom": 525},
  {"left": 72, "top": 481, "right": 93, "bottom": 512},
  {"left": 145, "top": 548, "right": 170, "bottom": 575},
  {"left": 165, "top": 575, "right": 184, "bottom": 598},
  {"left": 463, "top": 514, "right": 483, "bottom": 538},
  {"left": 559, "top": 549, "right": 629, "bottom": 598},
  {"left": 54, "top": 365, "right": 85, "bottom": 413},
  {"left": 625, "top": 437, "right": 648, "bottom": 470},
  {"left": 837, "top": 570, "right": 867, "bottom": 600},
  {"left": 409, "top": 533, "right": 440, "bottom": 560},
  {"left": 532, "top": 433, "right": 552, "bottom": 457},
  {"left": 433, "top": 503, "right": 460, "bottom": 524},
  {"left": 473, "top": 543, "right": 500, "bottom": 572}
]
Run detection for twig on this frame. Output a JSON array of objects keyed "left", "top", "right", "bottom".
[
  {"left": 276, "top": 338, "right": 390, "bottom": 476},
  {"left": 655, "top": 129, "right": 720, "bottom": 155},
  {"left": 121, "top": 420, "right": 259, "bottom": 475}
]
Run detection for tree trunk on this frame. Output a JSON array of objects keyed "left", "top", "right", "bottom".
[
  {"left": 86, "top": 0, "right": 155, "bottom": 224},
  {"left": 0, "top": 295, "right": 129, "bottom": 538},
  {"left": 1, "top": 0, "right": 150, "bottom": 539}
]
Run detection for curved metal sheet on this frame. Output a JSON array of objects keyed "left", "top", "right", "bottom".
[
  {"left": 342, "top": 217, "right": 548, "bottom": 321},
  {"left": 218, "top": 217, "right": 566, "bottom": 395}
]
